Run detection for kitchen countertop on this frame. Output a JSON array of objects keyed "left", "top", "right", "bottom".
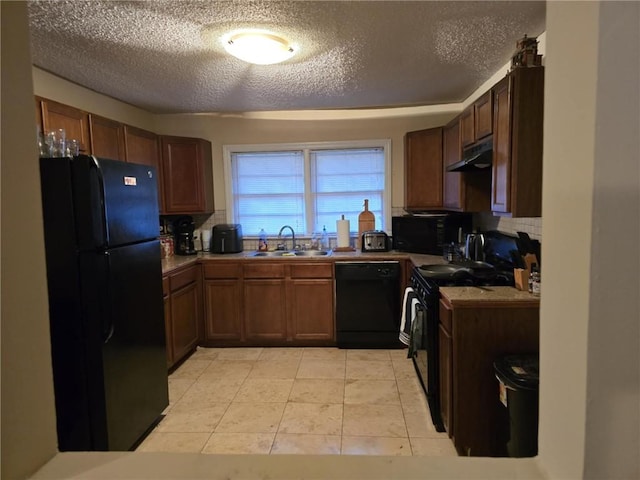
[
  {"left": 161, "top": 250, "right": 446, "bottom": 275},
  {"left": 440, "top": 285, "right": 540, "bottom": 307}
]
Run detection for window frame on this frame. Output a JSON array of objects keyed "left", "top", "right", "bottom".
[{"left": 223, "top": 139, "right": 392, "bottom": 236}]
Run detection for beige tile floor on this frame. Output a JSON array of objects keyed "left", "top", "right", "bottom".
[{"left": 137, "top": 347, "right": 458, "bottom": 456}]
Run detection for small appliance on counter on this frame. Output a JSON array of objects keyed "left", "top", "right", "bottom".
[
  {"left": 211, "top": 224, "right": 243, "bottom": 253},
  {"left": 392, "top": 213, "right": 471, "bottom": 254},
  {"left": 465, "top": 232, "right": 486, "bottom": 261},
  {"left": 173, "top": 216, "right": 197, "bottom": 255},
  {"left": 361, "top": 230, "right": 390, "bottom": 252}
]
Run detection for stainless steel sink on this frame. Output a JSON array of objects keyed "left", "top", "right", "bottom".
[
  {"left": 249, "top": 250, "right": 331, "bottom": 257},
  {"left": 293, "top": 250, "right": 331, "bottom": 256},
  {"left": 249, "top": 250, "right": 291, "bottom": 257}
]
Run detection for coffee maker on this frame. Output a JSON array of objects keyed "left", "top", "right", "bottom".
[{"left": 173, "top": 216, "right": 197, "bottom": 255}]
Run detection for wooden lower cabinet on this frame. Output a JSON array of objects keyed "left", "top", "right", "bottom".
[
  {"left": 244, "top": 279, "right": 287, "bottom": 342},
  {"left": 202, "top": 263, "right": 243, "bottom": 343},
  {"left": 439, "top": 296, "right": 539, "bottom": 457},
  {"left": 164, "top": 264, "right": 201, "bottom": 369},
  {"left": 162, "top": 277, "right": 172, "bottom": 368},
  {"left": 201, "top": 260, "right": 335, "bottom": 346},
  {"left": 288, "top": 262, "right": 334, "bottom": 341},
  {"left": 438, "top": 314, "right": 453, "bottom": 435}
]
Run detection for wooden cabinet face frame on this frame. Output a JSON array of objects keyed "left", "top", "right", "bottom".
[
  {"left": 491, "top": 76, "right": 512, "bottom": 213},
  {"left": 164, "top": 265, "right": 202, "bottom": 369},
  {"left": 404, "top": 127, "right": 443, "bottom": 210},
  {"left": 474, "top": 91, "right": 493, "bottom": 141},
  {"left": 439, "top": 295, "right": 539, "bottom": 457},
  {"left": 490, "top": 67, "right": 544, "bottom": 217},
  {"left": 160, "top": 136, "right": 214, "bottom": 214},
  {"left": 124, "top": 125, "right": 163, "bottom": 211},
  {"left": 203, "top": 262, "right": 243, "bottom": 342},
  {"left": 89, "top": 114, "right": 126, "bottom": 161},
  {"left": 442, "top": 119, "right": 462, "bottom": 210},
  {"left": 38, "top": 97, "right": 91, "bottom": 154},
  {"left": 460, "top": 108, "right": 475, "bottom": 148},
  {"left": 201, "top": 260, "right": 335, "bottom": 346}
]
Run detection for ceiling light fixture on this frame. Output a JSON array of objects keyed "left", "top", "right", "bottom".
[{"left": 223, "top": 30, "right": 296, "bottom": 65}]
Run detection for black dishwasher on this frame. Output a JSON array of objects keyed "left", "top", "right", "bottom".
[{"left": 335, "top": 262, "right": 403, "bottom": 348}]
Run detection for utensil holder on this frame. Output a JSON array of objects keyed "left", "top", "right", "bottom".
[{"left": 514, "top": 268, "right": 530, "bottom": 291}]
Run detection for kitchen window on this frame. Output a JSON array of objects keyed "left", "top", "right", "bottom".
[{"left": 223, "top": 140, "right": 391, "bottom": 237}]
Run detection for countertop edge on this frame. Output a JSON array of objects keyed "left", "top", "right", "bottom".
[{"left": 162, "top": 250, "right": 445, "bottom": 275}]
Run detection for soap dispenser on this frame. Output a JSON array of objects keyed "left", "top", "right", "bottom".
[
  {"left": 258, "top": 228, "right": 268, "bottom": 251},
  {"left": 320, "top": 226, "right": 329, "bottom": 250}
]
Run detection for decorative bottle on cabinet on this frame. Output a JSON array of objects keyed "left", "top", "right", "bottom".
[{"left": 357, "top": 199, "right": 375, "bottom": 250}]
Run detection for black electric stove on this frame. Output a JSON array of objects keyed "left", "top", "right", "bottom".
[{"left": 407, "top": 231, "right": 520, "bottom": 432}]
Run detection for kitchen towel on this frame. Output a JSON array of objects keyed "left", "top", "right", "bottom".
[
  {"left": 408, "top": 307, "right": 423, "bottom": 358},
  {"left": 336, "top": 217, "right": 351, "bottom": 248},
  {"left": 399, "top": 287, "right": 418, "bottom": 346}
]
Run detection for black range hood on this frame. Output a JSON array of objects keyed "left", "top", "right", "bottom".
[{"left": 447, "top": 139, "right": 493, "bottom": 172}]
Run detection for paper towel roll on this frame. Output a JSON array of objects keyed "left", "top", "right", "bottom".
[
  {"left": 201, "top": 229, "right": 211, "bottom": 252},
  {"left": 336, "top": 219, "right": 351, "bottom": 248}
]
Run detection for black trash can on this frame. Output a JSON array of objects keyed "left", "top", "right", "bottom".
[{"left": 494, "top": 354, "right": 539, "bottom": 457}]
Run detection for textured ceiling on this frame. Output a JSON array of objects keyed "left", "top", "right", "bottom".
[{"left": 27, "top": 1, "right": 546, "bottom": 114}]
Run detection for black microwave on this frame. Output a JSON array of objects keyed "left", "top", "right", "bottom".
[{"left": 391, "top": 213, "right": 472, "bottom": 255}]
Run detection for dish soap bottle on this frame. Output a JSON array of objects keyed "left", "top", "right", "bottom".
[
  {"left": 258, "top": 228, "right": 268, "bottom": 251},
  {"left": 320, "top": 225, "right": 329, "bottom": 250}
]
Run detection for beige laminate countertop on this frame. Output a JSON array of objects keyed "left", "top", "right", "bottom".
[
  {"left": 161, "top": 250, "right": 446, "bottom": 275},
  {"left": 440, "top": 285, "right": 540, "bottom": 307}
]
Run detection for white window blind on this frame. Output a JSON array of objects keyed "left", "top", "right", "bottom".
[
  {"left": 231, "top": 151, "right": 305, "bottom": 235},
  {"left": 226, "top": 140, "right": 390, "bottom": 237},
  {"left": 310, "top": 148, "right": 385, "bottom": 233}
]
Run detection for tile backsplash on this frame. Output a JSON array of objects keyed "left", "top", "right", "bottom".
[
  {"left": 473, "top": 212, "right": 542, "bottom": 241},
  {"left": 186, "top": 209, "right": 542, "bottom": 251}
]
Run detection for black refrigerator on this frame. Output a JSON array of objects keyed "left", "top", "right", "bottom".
[{"left": 39, "top": 155, "right": 169, "bottom": 451}]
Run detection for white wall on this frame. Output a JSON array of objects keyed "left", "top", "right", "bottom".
[
  {"left": 33, "top": 67, "right": 156, "bottom": 131},
  {"left": 1, "top": 2, "right": 58, "bottom": 479},
  {"left": 538, "top": 1, "right": 639, "bottom": 478}
]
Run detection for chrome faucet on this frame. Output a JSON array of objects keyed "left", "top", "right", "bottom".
[{"left": 277, "top": 225, "right": 296, "bottom": 251}]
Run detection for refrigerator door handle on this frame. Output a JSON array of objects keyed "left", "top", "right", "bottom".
[
  {"left": 89, "top": 156, "right": 110, "bottom": 245},
  {"left": 102, "top": 251, "right": 115, "bottom": 344}
]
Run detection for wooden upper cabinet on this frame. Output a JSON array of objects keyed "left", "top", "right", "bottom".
[
  {"left": 38, "top": 97, "right": 90, "bottom": 154},
  {"left": 443, "top": 119, "right": 462, "bottom": 210},
  {"left": 492, "top": 78, "right": 512, "bottom": 214},
  {"left": 461, "top": 90, "right": 493, "bottom": 149},
  {"left": 124, "top": 125, "right": 163, "bottom": 211},
  {"left": 460, "top": 108, "right": 475, "bottom": 148},
  {"left": 491, "top": 67, "right": 544, "bottom": 217},
  {"left": 474, "top": 91, "right": 493, "bottom": 141},
  {"left": 35, "top": 98, "right": 44, "bottom": 134},
  {"left": 404, "top": 127, "right": 443, "bottom": 211},
  {"left": 160, "top": 135, "right": 214, "bottom": 214},
  {"left": 124, "top": 125, "right": 159, "bottom": 167},
  {"left": 89, "top": 114, "right": 125, "bottom": 161}
]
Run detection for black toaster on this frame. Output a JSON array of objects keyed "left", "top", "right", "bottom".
[{"left": 210, "top": 224, "right": 243, "bottom": 253}]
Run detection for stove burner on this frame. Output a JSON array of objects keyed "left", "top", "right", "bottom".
[{"left": 415, "top": 262, "right": 514, "bottom": 289}]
